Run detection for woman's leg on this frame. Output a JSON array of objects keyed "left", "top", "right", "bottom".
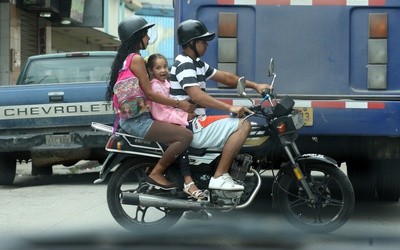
[{"left": 145, "top": 121, "right": 193, "bottom": 187}]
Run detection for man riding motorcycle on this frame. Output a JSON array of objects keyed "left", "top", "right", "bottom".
[{"left": 169, "top": 19, "right": 271, "bottom": 191}]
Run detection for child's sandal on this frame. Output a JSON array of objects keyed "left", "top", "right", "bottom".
[{"left": 183, "top": 182, "right": 205, "bottom": 200}]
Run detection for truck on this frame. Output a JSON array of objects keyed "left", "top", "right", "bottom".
[
  {"left": 174, "top": 0, "right": 400, "bottom": 201},
  {"left": 0, "top": 51, "right": 116, "bottom": 185}
]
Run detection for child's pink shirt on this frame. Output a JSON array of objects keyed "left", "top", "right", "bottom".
[{"left": 149, "top": 78, "right": 189, "bottom": 127}]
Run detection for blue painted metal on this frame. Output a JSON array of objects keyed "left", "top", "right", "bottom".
[{"left": 174, "top": 0, "right": 400, "bottom": 137}]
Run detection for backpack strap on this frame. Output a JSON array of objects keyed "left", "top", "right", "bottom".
[{"left": 112, "top": 94, "right": 120, "bottom": 135}]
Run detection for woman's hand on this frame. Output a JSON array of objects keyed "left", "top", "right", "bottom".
[{"left": 178, "top": 99, "right": 196, "bottom": 113}]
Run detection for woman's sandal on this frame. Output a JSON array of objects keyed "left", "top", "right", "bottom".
[
  {"left": 145, "top": 175, "right": 178, "bottom": 190},
  {"left": 183, "top": 182, "right": 205, "bottom": 200}
]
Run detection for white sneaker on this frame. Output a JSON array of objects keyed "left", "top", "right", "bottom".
[{"left": 208, "top": 173, "right": 244, "bottom": 191}]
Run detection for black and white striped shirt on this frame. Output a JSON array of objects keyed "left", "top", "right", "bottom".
[{"left": 169, "top": 54, "right": 216, "bottom": 115}]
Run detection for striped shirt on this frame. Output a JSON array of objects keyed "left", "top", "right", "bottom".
[{"left": 169, "top": 54, "right": 217, "bottom": 115}]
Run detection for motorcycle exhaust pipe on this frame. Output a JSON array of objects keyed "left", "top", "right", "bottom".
[
  {"left": 121, "top": 192, "right": 220, "bottom": 210},
  {"left": 121, "top": 169, "right": 262, "bottom": 210}
]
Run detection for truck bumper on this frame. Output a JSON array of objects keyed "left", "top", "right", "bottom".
[{"left": 0, "top": 131, "right": 110, "bottom": 166}]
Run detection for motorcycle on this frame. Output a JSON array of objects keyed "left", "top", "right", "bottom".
[{"left": 92, "top": 58, "right": 355, "bottom": 234}]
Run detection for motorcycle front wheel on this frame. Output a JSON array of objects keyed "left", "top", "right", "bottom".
[
  {"left": 107, "top": 158, "right": 183, "bottom": 232},
  {"left": 276, "top": 163, "right": 355, "bottom": 234}
]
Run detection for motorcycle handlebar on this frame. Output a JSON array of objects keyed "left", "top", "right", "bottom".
[
  {"left": 262, "top": 88, "right": 271, "bottom": 96},
  {"left": 261, "top": 89, "right": 275, "bottom": 99}
]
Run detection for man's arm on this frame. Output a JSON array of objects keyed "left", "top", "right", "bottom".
[
  {"left": 210, "top": 70, "right": 239, "bottom": 88},
  {"left": 211, "top": 70, "right": 271, "bottom": 94},
  {"left": 185, "top": 85, "right": 250, "bottom": 116},
  {"left": 185, "top": 85, "right": 231, "bottom": 112}
]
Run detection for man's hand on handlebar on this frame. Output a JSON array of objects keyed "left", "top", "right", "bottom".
[
  {"left": 254, "top": 83, "right": 272, "bottom": 95},
  {"left": 229, "top": 105, "right": 254, "bottom": 118}
]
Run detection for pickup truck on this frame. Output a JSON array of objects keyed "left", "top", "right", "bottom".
[{"left": 0, "top": 51, "right": 116, "bottom": 185}]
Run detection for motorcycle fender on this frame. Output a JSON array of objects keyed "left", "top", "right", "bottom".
[
  {"left": 296, "top": 153, "right": 338, "bottom": 167},
  {"left": 93, "top": 153, "right": 128, "bottom": 184},
  {"left": 271, "top": 154, "right": 339, "bottom": 209}
]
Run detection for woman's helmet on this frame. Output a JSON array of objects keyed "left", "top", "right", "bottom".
[
  {"left": 118, "top": 15, "right": 155, "bottom": 42},
  {"left": 177, "top": 19, "right": 215, "bottom": 45}
]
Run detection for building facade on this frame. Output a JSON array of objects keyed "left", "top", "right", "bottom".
[{"left": 0, "top": 0, "right": 173, "bottom": 85}]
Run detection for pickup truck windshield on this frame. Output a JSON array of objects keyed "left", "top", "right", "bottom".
[{"left": 20, "top": 56, "right": 114, "bottom": 85}]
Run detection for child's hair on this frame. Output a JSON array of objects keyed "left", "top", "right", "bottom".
[{"left": 147, "top": 53, "right": 168, "bottom": 70}]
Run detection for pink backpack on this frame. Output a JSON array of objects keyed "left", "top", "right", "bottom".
[{"left": 112, "top": 53, "right": 149, "bottom": 120}]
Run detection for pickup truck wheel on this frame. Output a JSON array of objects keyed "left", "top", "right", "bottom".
[
  {"left": 376, "top": 159, "right": 400, "bottom": 202},
  {"left": 347, "top": 159, "right": 377, "bottom": 200},
  {"left": 31, "top": 166, "right": 53, "bottom": 176},
  {"left": 0, "top": 154, "right": 16, "bottom": 185}
]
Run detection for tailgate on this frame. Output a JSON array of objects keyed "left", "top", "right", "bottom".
[{"left": 0, "top": 82, "right": 114, "bottom": 131}]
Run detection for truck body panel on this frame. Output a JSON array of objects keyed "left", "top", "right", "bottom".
[
  {"left": 0, "top": 83, "right": 113, "bottom": 130},
  {"left": 174, "top": 0, "right": 400, "bottom": 137},
  {"left": 174, "top": 0, "right": 400, "bottom": 200}
]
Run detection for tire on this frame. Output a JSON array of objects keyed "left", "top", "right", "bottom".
[
  {"left": 31, "top": 166, "right": 53, "bottom": 176},
  {"left": 276, "top": 163, "right": 355, "bottom": 234},
  {"left": 376, "top": 159, "right": 400, "bottom": 202},
  {"left": 347, "top": 159, "right": 377, "bottom": 200},
  {"left": 107, "top": 158, "right": 183, "bottom": 232},
  {"left": 0, "top": 154, "right": 16, "bottom": 185}
]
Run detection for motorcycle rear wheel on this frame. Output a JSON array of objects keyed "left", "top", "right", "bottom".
[
  {"left": 107, "top": 158, "right": 183, "bottom": 232},
  {"left": 276, "top": 163, "right": 355, "bottom": 234}
]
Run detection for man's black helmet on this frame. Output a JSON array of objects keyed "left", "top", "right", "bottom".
[
  {"left": 177, "top": 19, "right": 215, "bottom": 45},
  {"left": 118, "top": 15, "right": 155, "bottom": 42}
]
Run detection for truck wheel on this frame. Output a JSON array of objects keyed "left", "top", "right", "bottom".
[
  {"left": 31, "top": 165, "right": 53, "bottom": 176},
  {"left": 0, "top": 154, "right": 16, "bottom": 185},
  {"left": 376, "top": 159, "right": 400, "bottom": 202},
  {"left": 347, "top": 159, "right": 377, "bottom": 200}
]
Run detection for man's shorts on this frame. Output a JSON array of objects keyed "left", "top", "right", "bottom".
[{"left": 189, "top": 115, "right": 239, "bottom": 150}]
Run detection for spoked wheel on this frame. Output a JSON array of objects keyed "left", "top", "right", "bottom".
[
  {"left": 107, "top": 158, "right": 184, "bottom": 232},
  {"left": 276, "top": 163, "right": 355, "bottom": 234}
]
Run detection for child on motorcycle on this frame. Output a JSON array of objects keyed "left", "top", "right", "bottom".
[{"left": 147, "top": 53, "right": 205, "bottom": 199}]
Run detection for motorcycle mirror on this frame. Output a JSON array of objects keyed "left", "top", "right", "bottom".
[
  {"left": 236, "top": 76, "right": 246, "bottom": 96},
  {"left": 268, "top": 58, "right": 275, "bottom": 77}
]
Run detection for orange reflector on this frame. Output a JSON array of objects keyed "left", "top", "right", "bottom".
[
  {"left": 277, "top": 122, "right": 286, "bottom": 134},
  {"left": 293, "top": 167, "right": 303, "bottom": 181},
  {"left": 369, "top": 13, "right": 388, "bottom": 38}
]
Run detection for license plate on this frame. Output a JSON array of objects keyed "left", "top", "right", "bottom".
[
  {"left": 297, "top": 108, "right": 313, "bottom": 126},
  {"left": 45, "top": 134, "right": 72, "bottom": 145}
]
